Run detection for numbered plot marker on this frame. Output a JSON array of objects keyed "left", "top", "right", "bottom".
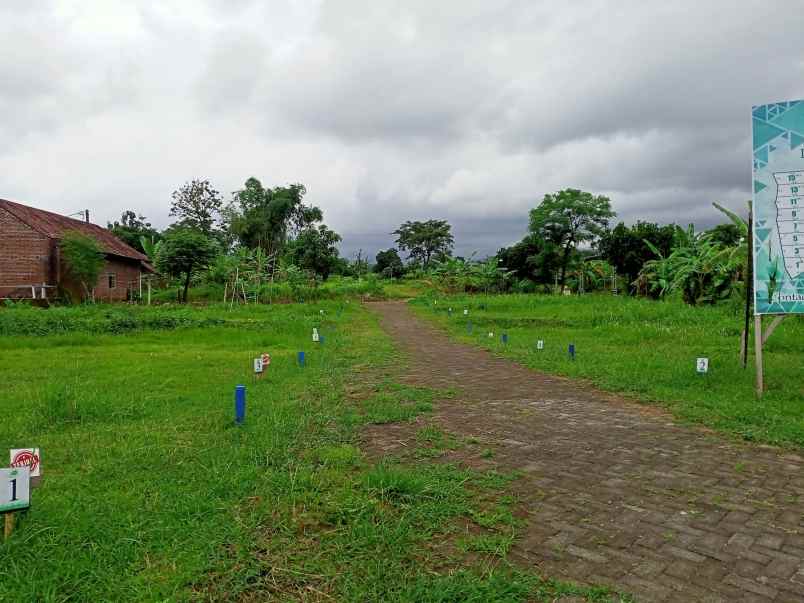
[
  {"left": 1, "top": 467, "right": 30, "bottom": 513},
  {"left": 536, "top": 340, "right": 544, "bottom": 350},
  {"left": 312, "top": 328, "right": 320, "bottom": 343},
  {"left": 488, "top": 332, "right": 494, "bottom": 338},
  {"left": 463, "top": 309, "right": 468, "bottom": 315},
  {"left": 696, "top": 358, "right": 709, "bottom": 374},
  {"left": 253, "top": 358, "right": 264, "bottom": 374}
]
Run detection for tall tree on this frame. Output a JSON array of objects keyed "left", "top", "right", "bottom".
[
  {"left": 529, "top": 189, "right": 614, "bottom": 288},
  {"left": 61, "top": 231, "right": 105, "bottom": 302},
  {"left": 108, "top": 211, "right": 159, "bottom": 253},
  {"left": 170, "top": 179, "right": 222, "bottom": 235},
  {"left": 496, "top": 234, "right": 559, "bottom": 284},
  {"left": 156, "top": 229, "right": 218, "bottom": 302},
  {"left": 598, "top": 221, "right": 676, "bottom": 292},
  {"left": 393, "top": 219, "right": 454, "bottom": 268},
  {"left": 284, "top": 225, "right": 342, "bottom": 280},
  {"left": 225, "top": 177, "right": 322, "bottom": 256},
  {"left": 374, "top": 248, "right": 404, "bottom": 278}
]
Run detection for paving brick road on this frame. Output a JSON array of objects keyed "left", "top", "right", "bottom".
[{"left": 368, "top": 302, "right": 804, "bottom": 602}]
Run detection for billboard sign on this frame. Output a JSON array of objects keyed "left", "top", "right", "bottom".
[{"left": 752, "top": 100, "right": 804, "bottom": 314}]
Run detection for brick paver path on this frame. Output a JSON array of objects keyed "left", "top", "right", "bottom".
[{"left": 368, "top": 302, "right": 804, "bottom": 602}]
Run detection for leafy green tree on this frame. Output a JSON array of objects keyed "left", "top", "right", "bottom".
[
  {"left": 529, "top": 189, "right": 615, "bottom": 288},
  {"left": 170, "top": 179, "right": 222, "bottom": 235},
  {"left": 284, "top": 225, "right": 342, "bottom": 280},
  {"left": 598, "top": 221, "right": 676, "bottom": 293},
  {"left": 706, "top": 222, "right": 742, "bottom": 248},
  {"left": 374, "top": 248, "right": 404, "bottom": 278},
  {"left": 225, "top": 178, "right": 322, "bottom": 256},
  {"left": 496, "top": 234, "right": 561, "bottom": 284},
  {"left": 393, "top": 219, "right": 454, "bottom": 268},
  {"left": 156, "top": 229, "right": 218, "bottom": 302},
  {"left": 108, "top": 211, "right": 159, "bottom": 253},
  {"left": 61, "top": 231, "right": 105, "bottom": 302}
]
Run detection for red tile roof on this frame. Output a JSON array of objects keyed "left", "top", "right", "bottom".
[{"left": 0, "top": 198, "right": 150, "bottom": 263}]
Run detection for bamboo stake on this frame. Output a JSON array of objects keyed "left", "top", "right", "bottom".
[{"left": 4, "top": 513, "right": 15, "bottom": 540}]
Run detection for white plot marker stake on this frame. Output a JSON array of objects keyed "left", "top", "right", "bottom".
[{"left": 696, "top": 358, "right": 709, "bottom": 374}]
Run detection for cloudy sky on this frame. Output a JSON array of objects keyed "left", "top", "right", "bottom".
[{"left": 1, "top": 1, "right": 802, "bottom": 259}]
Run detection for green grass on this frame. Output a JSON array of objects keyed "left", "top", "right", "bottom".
[
  {"left": 413, "top": 292, "right": 804, "bottom": 448},
  {"left": 0, "top": 301, "right": 619, "bottom": 602}
]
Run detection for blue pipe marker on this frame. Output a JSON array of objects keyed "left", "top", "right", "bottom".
[
  {"left": 502, "top": 333, "right": 508, "bottom": 344},
  {"left": 319, "top": 335, "right": 325, "bottom": 345},
  {"left": 235, "top": 385, "right": 246, "bottom": 424},
  {"left": 298, "top": 351, "right": 306, "bottom": 367},
  {"left": 467, "top": 321, "right": 473, "bottom": 334},
  {"left": 568, "top": 343, "right": 576, "bottom": 360}
]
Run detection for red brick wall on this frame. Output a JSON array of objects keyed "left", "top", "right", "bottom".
[
  {"left": 0, "top": 206, "right": 51, "bottom": 297},
  {"left": 59, "top": 256, "right": 142, "bottom": 302},
  {"left": 94, "top": 258, "right": 142, "bottom": 302}
]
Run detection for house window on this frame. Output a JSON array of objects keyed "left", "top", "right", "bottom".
[{"left": 107, "top": 273, "right": 117, "bottom": 289}]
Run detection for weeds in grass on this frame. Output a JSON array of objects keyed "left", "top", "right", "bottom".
[{"left": 458, "top": 533, "right": 516, "bottom": 557}]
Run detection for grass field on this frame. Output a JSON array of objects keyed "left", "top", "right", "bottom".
[
  {"left": 0, "top": 301, "right": 617, "bottom": 602},
  {"left": 412, "top": 293, "right": 804, "bottom": 449}
]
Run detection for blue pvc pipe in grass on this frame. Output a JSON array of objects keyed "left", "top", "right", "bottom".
[
  {"left": 298, "top": 351, "right": 306, "bottom": 367},
  {"left": 235, "top": 385, "right": 246, "bottom": 424}
]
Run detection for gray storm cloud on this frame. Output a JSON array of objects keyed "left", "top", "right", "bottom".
[{"left": 1, "top": 0, "right": 802, "bottom": 260}]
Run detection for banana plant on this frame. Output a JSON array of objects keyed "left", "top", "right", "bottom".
[{"left": 139, "top": 235, "right": 163, "bottom": 264}]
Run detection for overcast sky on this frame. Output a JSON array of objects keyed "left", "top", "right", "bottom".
[{"left": 2, "top": 1, "right": 802, "bottom": 259}]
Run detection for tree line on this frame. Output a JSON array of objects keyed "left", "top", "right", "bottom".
[
  {"left": 104, "top": 180, "right": 746, "bottom": 306},
  {"left": 375, "top": 189, "right": 746, "bottom": 306}
]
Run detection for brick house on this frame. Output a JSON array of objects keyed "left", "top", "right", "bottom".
[{"left": 0, "top": 199, "right": 154, "bottom": 302}]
